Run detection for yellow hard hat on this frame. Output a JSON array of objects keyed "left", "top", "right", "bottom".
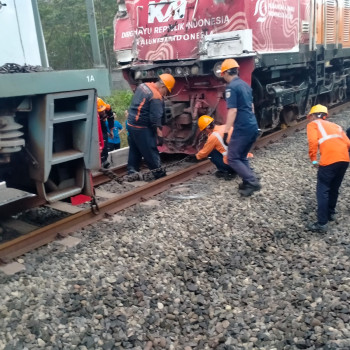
[
  {"left": 221, "top": 58, "right": 240, "bottom": 76},
  {"left": 308, "top": 104, "right": 328, "bottom": 118},
  {"left": 97, "top": 97, "right": 107, "bottom": 113},
  {"left": 198, "top": 115, "right": 214, "bottom": 131},
  {"left": 159, "top": 73, "right": 175, "bottom": 92}
]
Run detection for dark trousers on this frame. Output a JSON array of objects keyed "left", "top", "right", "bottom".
[
  {"left": 101, "top": 132, "right": 109, "bottom": 163},
  {"left": 209, "top": 150, "right": 235, "bottom": 173},
  {"left": 227, "top": 130, "right": 259, "bottom": 184},
  {"left": 317, "top": 161, "right": 348, "bottom": 225},
  {"left": 107, "top": 142, "right": 120, "bottom": 151},
  {"left": 127, "top": 126, "right": 165, "bottom": 178}
]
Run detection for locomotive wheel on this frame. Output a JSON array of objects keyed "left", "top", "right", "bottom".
[
  {"left": 281, "top": 108, "right": 297, "bottom": 126},
  {"left": 338, "top": 87, "right": 345, "bottom": 102}
]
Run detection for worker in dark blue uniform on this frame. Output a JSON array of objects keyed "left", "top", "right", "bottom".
[
  {"left": 221, "top": 58, "right": 261, "bottom": 196},
  {"left": 127, "top": 74, "right": 175, "bottom": 179}
]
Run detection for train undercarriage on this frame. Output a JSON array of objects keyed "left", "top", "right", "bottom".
[{"left": 123, "top": 50, "right": 350, "bottom": 154}]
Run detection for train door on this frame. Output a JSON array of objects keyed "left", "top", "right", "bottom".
[{"left": 315, "top": 0, "right": 339, "bottom": 48}]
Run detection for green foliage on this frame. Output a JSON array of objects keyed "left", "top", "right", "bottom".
[
  {"left": 103, "top": 90, "right": 133, "bottom": 148},
  {"left": 38, "top": 0, "right": 117, "bottom": 71}
]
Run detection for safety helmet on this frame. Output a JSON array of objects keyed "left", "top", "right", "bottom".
[
  {"left": 97, "top": 97, "right": 107, "bottom": 113},
  {"left": 198, "top": 115, "right": 214, "bottom": 131},
  {"left": 220, "top": 58, "right": 240, "bottom": 76},
  {"left": 308, "top": 104, "right": 328, "bottom": 119},
  {"left": 159, "top": 73, "right": 175, "bottom": 92}
]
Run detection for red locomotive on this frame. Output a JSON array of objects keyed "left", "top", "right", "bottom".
[{"left": 114, "top": 0, "right": 350, "bottom": 153}]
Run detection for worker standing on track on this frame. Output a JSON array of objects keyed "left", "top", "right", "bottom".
[
  {"left": 97, "top": 97, "right": 114, "bottom": 169},
  {"left": 221, "top": 58, "right": 261, "bottom": 196},
  {"left": 195, "top": 115, "right": 236, "bottom": 180},
  {"left": 127, "top": 74, "right": 175, "bottom": 179},
  {"left": 306, "top": 104, "right": 350, "bottom": 232}
]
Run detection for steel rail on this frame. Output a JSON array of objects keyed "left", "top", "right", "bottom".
[
  {"left": 0, "top": 160, "right": 213, "bottom": 261},
  {"left": 1, "top": 101, "right": 350, "bottom": 261}
]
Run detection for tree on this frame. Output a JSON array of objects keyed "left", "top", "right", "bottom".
[{"left": 38, "top": 0, "right": 117, "bottom": 71}]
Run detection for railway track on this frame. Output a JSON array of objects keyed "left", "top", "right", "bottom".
[{"left": 1, "top": 101, "right": 350, "bottom": 262}]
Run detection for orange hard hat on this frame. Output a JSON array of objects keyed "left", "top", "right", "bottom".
[
  {"left": 220, "top": 58, "right": 240, "bottom": 76},
  {"left": 198, "top": 115, "right": 214, "bottom": 131},
  {"left": 97, "top": 97, "right": 107, "bottom": 113},
  {"left": 159, "top": 73, "right": 175, "bottom": 92}
]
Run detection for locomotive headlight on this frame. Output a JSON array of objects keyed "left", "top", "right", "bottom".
[
  {"left": 164, "top": 67, "right": 172, "bottom": 74},
  {"left": 157, "top": 68, "right": 164, "bottom": 75},
  {"left": 148, "top": 70, "right": 155, "bottom": 78},
  {"left": 175, "top": 67, "right": 183, "bottom": 76},
  {"left": 134, "top": 71, "right": 142, "bottom": 80},
  {"left": 213, "top": 61, "right": 223, "bottom": 78},
  {"left": 183, "top": 67, "right": 190, "bottom": 76},
  {"left": 191, "top": 65, "right": 199, "bottom": 75},
  {"left": 142, "top": 70, "right": 148, "bottom": 78}
]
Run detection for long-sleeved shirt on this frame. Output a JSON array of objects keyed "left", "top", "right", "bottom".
[
  {"left": 307, "top": 119, "right": 350, "bottom": 166},
  {"left": 127, "top": 82, "right": 164, "bottom": 129},
  {"left": 105, "top": 120, "right": 123, "bottom": 144},
  {"left": 196, "top": 125, "right": 233, "bottom": 164}
]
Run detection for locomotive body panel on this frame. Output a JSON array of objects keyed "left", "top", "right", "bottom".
[
  {"left": 115, "top": 0, "right": 302, "bottom": 61},
  {"left": 0, "top": 0, "right": 42, "bottom": 66},
  {"left": 0, "top": 0, "right": 110, "bottom": 208}
]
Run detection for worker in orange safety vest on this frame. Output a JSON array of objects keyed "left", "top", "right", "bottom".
[
  {"left": 306, "top": 104, "right": 350, "bottom": 232},
  {"left": 195, "top": 115, "right": 252, "bottom": 180}
]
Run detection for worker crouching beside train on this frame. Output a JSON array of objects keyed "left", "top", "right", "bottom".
[
  {"left": 306, "top": 104, "right": 350, "bottom": 232},
  {"left": 221, "top": 58, "right": 261, "bottom": 197},
  {"left": 127, "top": 74, "right": 175, "bottom": 179},
  {"left": 195, "top": 115, "right": 236, "bottom": 180}
]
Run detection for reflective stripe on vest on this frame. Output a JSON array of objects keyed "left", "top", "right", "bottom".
[
  {"left": 212, "top": 131, "right": 228, "bottom": 155},
  {"left": 314, "top": 120, "right": 342, "bottom": 145}
]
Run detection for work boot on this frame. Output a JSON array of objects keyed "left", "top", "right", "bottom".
[
  {"left": 238, "top": 182, "right": 261, "bottom": 197},
  {"left": 328, "top": 212, "right": 336, "bottom": 221},
  {"left": 153, "top": 169, "right": 166, "bottom": 179},
  {"left": 102, "top": 161, "right": 111, "bottom": 169},
  {"left": 215, "top": 170, "right": 226, "bottom": 178},
  {"left": 238, "top": 181, "right": 248, "bottom": 190},
  {"left": 307, "top": 222, "right": 328, "bottom": 233},
  {"left": 215, "top": 170, "right": 236, "bottom": 180}
]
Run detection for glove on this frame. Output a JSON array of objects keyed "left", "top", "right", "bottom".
[
  {"left": 223, "top": 132, "right": 228, "bottom": 146},
  {"left": 157, "top": 136, "right": 164, "bottom": 146},
  {"left": 187, "top": 154, "right": 199, "bottom": 163},
  {"left": 312, "top": 160, "right": 319, "bottom": 167}
]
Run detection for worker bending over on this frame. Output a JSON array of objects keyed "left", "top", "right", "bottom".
[
  {"left": 127, "top": 74, "right": 175, "bottom": 179},
  {"left": 221, "top": 58, "right": 261, "bottom": 197},
  {"left": 195, "top": 115, "right": 236, "bottom": 180},
  {"left": 306, "top": 104, "right": 350, "bottom": 232}
]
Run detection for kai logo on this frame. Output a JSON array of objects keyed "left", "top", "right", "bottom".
[
  {"left": 148, "top": 0, "right": 187, "bottom": 24},
  {"left": 254, "top": 0, "right": 295, "bottom": 23}
]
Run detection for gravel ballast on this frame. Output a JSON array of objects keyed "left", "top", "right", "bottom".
[{"left": 1, "top": 114, "right": 350, "bottom": 350}]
